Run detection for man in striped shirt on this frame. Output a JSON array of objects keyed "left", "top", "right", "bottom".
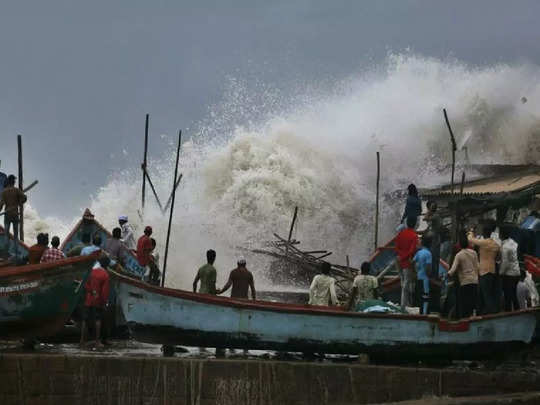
[{"left": 40, "top": 236, "right": 66, "bottom": 263}]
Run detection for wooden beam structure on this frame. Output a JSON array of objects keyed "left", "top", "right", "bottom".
[
  {"left": 142, "top": 169, "right": 164, "bottom": 212},
  {"left": 141, "top": 113, "right": 150, "bottom": 214},
  {"left": 162, "top": 130, "right": 182, "bottom": 287},
  {"left": 17, "top": 135, "right": 24, "bottom": 241},
  {"left": 374, "top": 151, "right": 380, "bottom": 250},
  {"left": 285, "top": 206, "right": 298, "bottom": 258},
  {"left": 443, "top": 108, "right": 458, "bottom": 195},
  {"left": 162, "top": 174, "right": 183, "bottom": 214}
]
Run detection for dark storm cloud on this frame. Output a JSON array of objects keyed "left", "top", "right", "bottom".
[{"left": 0, "top": 1, "right": 539, "bottom": 217}]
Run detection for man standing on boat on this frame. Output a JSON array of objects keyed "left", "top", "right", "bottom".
[
  {"left": 104, "top": 227, "right": 126, "bottom": 266},
  {"left": 118, "top": 215, "right": 136, "bottom": 250},
  {"left": 499, "top": 226, "right": 520, "bottom": 311},
  {"left": 136, "top": 226, "right": 153, "bottom": 277},
  {"left": 413, "top": 235, "right": 432, "bottom": 314},
  {"left": 400, "top": 184, "right": 421, "bottom": 228},
  {"left": 81, "top": 234, "right": 103, "bottom": 256},
  {"left": 40, "top": 236, "right": 66, "bottom": 263},
  {"left": 28, "top": 233, "right": 49, "bottom": 264},
  {"left": 347, "top": 262, "right": 378, "bottom": 310},
  {"left": 217, "top": 257, "right": 256, "bottom": 300},
  {"left": 448, "top": 233, "right": 480, "bottom": 318},
  {"left": 308, "top": 262, "right": 338, "bottom": 306},
  {"left": 147, "top": 238, "right": 161, "bottom": 285},
  {"left": 193, "top": 249, "right": 218, "bottom": 294},
  {"left": 468, "top": 226, "right": 500, "bottom": 314},
  {"left": 425, "top": 201, "right": 442, "bottom": 279},
  {"left": 0, "top": 174, "right": 27, "bottom": 258},
  {"left": 395, "top": 216, "right": 418, "bottom": 310},
  {"left": 67, "top": 233, "right": 92, "bottom": 257}
]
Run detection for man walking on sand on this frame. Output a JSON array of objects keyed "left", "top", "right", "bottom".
[
  {"left": 80, "top": 256, "right": 111, "bottom": 348},
  {"left": 217, "top": 257, "right": 256, "bottom": 300},
  {"left": 193, "top": 249, "right": 225, "bottom": 357}
]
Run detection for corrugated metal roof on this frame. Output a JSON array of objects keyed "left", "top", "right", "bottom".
[{"left": 423, "top": 167, "right": 540, "bottom": 197}]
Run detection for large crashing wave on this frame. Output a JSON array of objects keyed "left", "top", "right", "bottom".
[{"left": 24, "top": 54, "right": 540, "bottom": 289}]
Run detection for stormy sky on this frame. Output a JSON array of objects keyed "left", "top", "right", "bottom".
[{"left": 0, "top": 1, "right": 539, "bottom": 218}]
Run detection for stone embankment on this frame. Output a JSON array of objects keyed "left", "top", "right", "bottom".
[{"left": 1, "top": 353, "right": 539, "bottom": 404}]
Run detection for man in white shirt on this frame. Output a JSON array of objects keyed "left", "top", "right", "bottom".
[
  {"left": 499, "top": 226, "right": 520, "bottom": 311},
  {"left": 118, "top": 215, "right": 136, "bottom": 250},
  {"left": 308, "top": 262, "right": 338, "bottom": 307}
]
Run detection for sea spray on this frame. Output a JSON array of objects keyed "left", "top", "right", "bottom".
[{"left": 23, "top": 53, "right": 540, "bottom": 290}]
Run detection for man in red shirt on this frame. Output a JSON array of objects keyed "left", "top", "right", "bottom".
[
  {"left": 80, "top": 256, "right": 110, "bottom": 348},
  {"left": 136, "top": 226, "right": 153, "bottom": 272},
  {"left": 395, "top": 216, "right": 419, "bottom": 309},
  {"left": 28, "top": 233, "right": 49, "bottom": 264}
]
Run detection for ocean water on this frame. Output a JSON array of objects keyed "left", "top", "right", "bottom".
[{"left": 22, "top": 53, "right": 540, "bottom": 290}]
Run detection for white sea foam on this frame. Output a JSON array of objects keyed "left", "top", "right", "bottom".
[{"left": 23, "top": 53, "right": 540, "bottom": 289}]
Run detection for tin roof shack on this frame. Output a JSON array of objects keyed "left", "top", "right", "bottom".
[{"left": 421, "top": 165, "right": 540, "bottom": 256}]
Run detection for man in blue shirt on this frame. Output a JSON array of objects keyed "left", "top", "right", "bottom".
[
  {"left": 81, "top": 234, "right": 103, "bottom": 268},
  {"left": 413, "top": 235, "right": 432, "bottom": 314},
  {"left": 81, "top": 234, "right": 102, "bottom": 256}
]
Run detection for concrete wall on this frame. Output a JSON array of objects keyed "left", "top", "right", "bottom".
[{"left": 0, "top": 353, "right": 539, "bottom": 405}]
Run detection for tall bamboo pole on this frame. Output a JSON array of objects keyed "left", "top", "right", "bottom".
[
  {"left": 141, "top": 114, "right": 149, "bottom": 213},
  {"left": 142, "top": 169, "right": 164, "bottom": 212},
  {"left": 162, "top": 174, "right": 183, "bottom": 214},
  {"left": 161, "top": 130, "right": 182, "bottom": 287},
  {"left": 443, "top": 109, "right": 458, "bottom": 244},
  {"left": 459, "top": 171, "right": 466, "bottom": 196},
  {"left": 285, "top": 206, "right": 298, "bottom": 258},
  {"left": 17, "top": 135, "right": 24, "bottom": 241},
  {"left": 374, "top": 151, "right": 380, "bottom": 251},
  {"left": 443, "top": 109, "right": 457, "bottom": 195}
]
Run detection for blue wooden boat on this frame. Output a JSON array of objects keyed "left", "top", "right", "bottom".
[
  {"left": 60, "top": 209, "right": 145, "bottom": 278},
  {"left": 0, "top": 225, "right": 30, "bottom": 263},
  {"left": 112, "top": 269, "right": 539, "bottom": 359},
  {"left": 0, "top": 253, "right": 98, "bottom": 339}
]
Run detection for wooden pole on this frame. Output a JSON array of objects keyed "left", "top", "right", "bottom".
[
  {"left": 443, "top": 109, "right": 457, "bottom": 195},
  {"left": 374, "top": 151, "right": 380, "bottom": 251},
  {"left": 141, "top": 113, "right": 149, "bottom": 213},
  {"left": 23, "top": 180, "right": 38, "bottom": 193},
  {"left": 17, "top": 135, "right": 24, "bottom": 241},
  {"left": 142, "top": 169, "right": 164, "bottom": 212},
  {"left": 455, "top": 171, "right": 466, "bottom": 240},
  {"left": 285, "top": 206, "right": 298, "bottom": 258},
  {"left": 162, "top": 174, "right": 183, "bottom": 213},
  {"left": 161, "top": 130, "right": 182, "bottom": 287}
]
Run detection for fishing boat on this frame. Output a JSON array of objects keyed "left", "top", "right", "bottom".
[
  {"left": 112, "top": 269, "right": 539, "bottom": 359},
  {"left": 0, "top": 253, "right": 98, "bottom": 339},
  {"left": 60, "top": 209, "right": 145, "bottom": 278}
]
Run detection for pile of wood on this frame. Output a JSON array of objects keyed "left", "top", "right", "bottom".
[{"left": 251, "top": 232, "right": 358, "bottom": 295}]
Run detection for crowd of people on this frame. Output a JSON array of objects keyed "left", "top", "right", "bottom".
[
  {"left": 391, "top": 184, "right": 539, "bottom": 317},
  {"left": 306, "top": 183, "right": 539, "bottom": 318}
]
